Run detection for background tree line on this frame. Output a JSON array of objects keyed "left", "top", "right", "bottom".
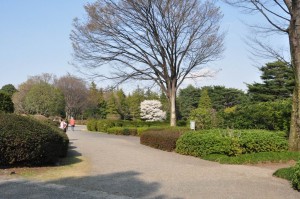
[{"left": 0, "top": 60, "right": 293, "bottom": 128}]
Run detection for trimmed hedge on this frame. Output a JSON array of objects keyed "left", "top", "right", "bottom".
[
  {"left": 107, "top": 127, "right": 137, "bottom": 136},
  {"left": 176, "top": 129, "right": 288, "bottom": 157},
  {"left": 86, "top": 119, "right": 169, "bottom": 132},
  {"left": 140, "top": 128, "right": 187, "bottom": 151},
  {"left": 0, "top": 113, "right": 69, "bottom": 166}
]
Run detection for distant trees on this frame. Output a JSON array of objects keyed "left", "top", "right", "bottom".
[{"left": 247, "top": 61, "right": 294, "bottom": 102}]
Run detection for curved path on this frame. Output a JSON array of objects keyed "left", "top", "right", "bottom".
[{"left": 1, "top": 126, "right": 300, "bottom": 199}]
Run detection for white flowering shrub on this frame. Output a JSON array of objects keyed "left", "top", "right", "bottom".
[{"left": 140, "top": 100, "right": 166, "bottom": 122}]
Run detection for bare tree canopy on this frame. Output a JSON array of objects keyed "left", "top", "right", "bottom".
[
  {"left": 224, "top": 0, "right": 300, "bottom": 151},
  {"left": 71, "top": 0, "right": 225, "bottom": 126}
]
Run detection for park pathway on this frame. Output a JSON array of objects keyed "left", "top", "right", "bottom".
[{"left": 1, "top": 126, "right": 300, "bottom": 199}]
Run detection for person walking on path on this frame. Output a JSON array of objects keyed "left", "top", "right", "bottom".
[
  {"left": 59, "top": 119, "right": 68, "bottom": 132},
  {"left": 69, "top": 117, "right": 75, "bottom": 131}
]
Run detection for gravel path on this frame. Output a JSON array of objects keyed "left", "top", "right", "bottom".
[{"left": 1, "top": 126, "right": 300, "bottom": 199}]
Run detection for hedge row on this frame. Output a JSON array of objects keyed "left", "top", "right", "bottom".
[
  {"left": 140, "top": 128, "right": 188, "bottom": 151},
  {"left": 176, "top": 129, "right": 288, "bottom": 157},
  {"left": 86, "top": 119, "right": 169, "bottom": 132},
  {"left": 0, "top": 113, "right": 69, "bottom": 166}
]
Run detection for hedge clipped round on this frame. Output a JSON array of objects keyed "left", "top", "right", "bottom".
[
  {"left": 140, "top": 128, "right": 187, "bottom": 151},
  {"left": 0, "top": 113, "right": 69, "bottom": 166},
  {"left": 176, "top": 129, "right": 288, "bottom": 157}
]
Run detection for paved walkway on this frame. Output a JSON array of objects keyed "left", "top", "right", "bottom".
[{"left": 1, "top": 126, "right": 300, "bottom": 199}]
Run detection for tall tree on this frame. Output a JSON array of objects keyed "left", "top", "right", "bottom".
[
  {"left": 247, "top": 61, "right": 294, "bottom": 102},
  {"left": 55, "top": 74, "right": 88, "bottom": 119},
  {"left": 24, "top": 83, "right": 65, "bottom": 117},
  {"left": 223, "top": 0, "right": 300, "bottom": 150},
  {"left": 178, "top": 85, "right": 201, "bottom": 120},
  {"left": 71, "top": 0, "right": 225, "bottom": 126},
  {"left": 127, "top": 87, "right": 145, "bottom": 120}
]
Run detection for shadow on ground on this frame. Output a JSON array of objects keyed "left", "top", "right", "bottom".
[{"left": 0, "top": 171, "right": 182, "bottom": 199}]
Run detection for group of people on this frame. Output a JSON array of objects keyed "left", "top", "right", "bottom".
[{"left": 60, "top": 117, "right": 75, "bottom": 132}]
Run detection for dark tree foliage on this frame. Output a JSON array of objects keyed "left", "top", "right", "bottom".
[
  {"left": 202, "top": 86, "right": 249, "bottom": 111},
  {"left": 177, "top": 85, "right": 200, "bottom": 120},
  {"left": 247, "top": 61, "right": 294, "bottom": 102},
  {"left": 1, "top": 84, "right": 17, "bottom": 97},
  {"left": 0, "top": 91, "right": 14, "bottom": 113}
]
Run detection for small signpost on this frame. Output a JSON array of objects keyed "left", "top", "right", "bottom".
[{"left": 190, "top": 120, "right": 195, "bottom": 130}]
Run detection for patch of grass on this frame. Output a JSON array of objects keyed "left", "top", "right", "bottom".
[
  {"left": 273, "top": 167, "right": 295, "bottom": 181},
  {"left": 202, "top": 151, "right": 300, "bottom": 164}
]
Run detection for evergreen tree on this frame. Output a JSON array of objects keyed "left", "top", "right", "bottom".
[
  {"left": 127, "top": 87, "right": 145, "bottom": 120},
  {"left": 0, "top": 91, "right": 14, "bottom": 113},
  {"left": 202, "top": 86, "right": 249, "bottom": 110},
  {"left": 177, "top": 85, "right": 201, "bottom": 120},
  {"left": 198, "top": 89, "right": 212, "bottom": 109},
  {"left": 247, "top": 61, "right": 294, "bottom": 102}
]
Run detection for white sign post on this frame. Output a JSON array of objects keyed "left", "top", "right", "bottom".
[{"left": 190, "top": 120, "right": 195, "bottom": 130}]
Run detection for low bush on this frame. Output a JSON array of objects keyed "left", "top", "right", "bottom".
[
  {"left": 97, "top": 120, "right": 115, "bottom": 132},
  {"left": 140, "top": 128, "right": 187, "bottom": 151},
  {"left": 204, "top": 151, "right": 300, "bottom": 164},
  {"left": 292, "top": 160, "right": 300, "bottom": 191},
  {"left": 107, "top": 127, "right": 137, "bottom": 136},
  {"left": 176, "top": 131, "right": 241, "bottom": 156},
  {"left": 87, "top": 119, "right": 97, "bottom": 131},
  {"left": 0, "top": 113, "right": 69, "bottom": 166},
  {"left": 176, "top": 129, "right": 288, "bottom": 157}
]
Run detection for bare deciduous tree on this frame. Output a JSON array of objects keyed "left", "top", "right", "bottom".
[
  {"left": 223, "top": 0, "right": 300, "bottom": 150},
  {"left": 55, "top": 74, "right": 88, "bottom": 119},
  {"left": 71, "top": 0, "right": 225, "bottom": 126}
]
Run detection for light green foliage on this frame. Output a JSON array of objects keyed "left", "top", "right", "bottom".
[
  {"left": 292, "top": 160, "right": 300, "bottom": 190},
  {"left": 176, "top": 129, "right": 288, "bottom": 157},
  {"left": 0, "top": 91, "right": 14, "bottom": 113},
  {"left": 126, "top": 87, "right": 145, "bottom": 120},
  {"left": 116, "top": 89, "right": 130, "bottom": 119},
  {"left": 189, "top": 89, "right": 217, "bottom": 129},
  {"left": 24, "top": 83, "right": 65, "bottom": 117}
]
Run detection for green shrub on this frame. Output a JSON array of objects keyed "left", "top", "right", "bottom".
[
  {"left": 0, "top": 113, "right": 69, "bottom": 166},
  {"left": 87, "top": 119, "right": 98, "bottom": 131},
  {"left": 176, "top": 129, "right": 288, "bottom": 157},
  {"left": 96, "top": 120, "right": 115, "bottom": 132},
  {"left": 107, "top": 127, "right": 137, "bottom": 136},
  {"left": 238, "top": 130, "right": 288, "bottom": 153},
  {"left": 176, "top": 131, "right": 241, "bottom": 156},
  {"left": 292, "top": 160, "right": 300, "bottom": 191},
  {"left": 219, "top": 99, "right": 291, "bottom": 132},
  {"left": 140, "top": 129, "right": 186, "bottom": 151}
]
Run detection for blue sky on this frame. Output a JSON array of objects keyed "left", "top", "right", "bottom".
[{"left": 0, "top": 1, "right": 289, "bottom": 92}]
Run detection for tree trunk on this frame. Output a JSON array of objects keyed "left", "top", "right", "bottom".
[
  {"left": 288, "top": 3, "right": 300, "bottom": 151},
  {"left": 170, "top": 81, "right": 177, "bottom": 127}
]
